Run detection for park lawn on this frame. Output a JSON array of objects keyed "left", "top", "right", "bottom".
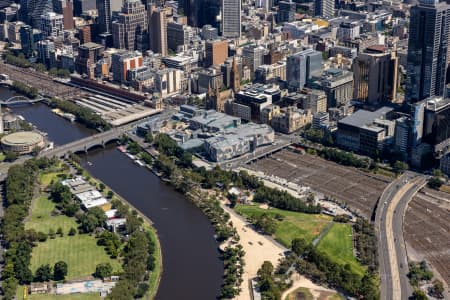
[
  {"left": 235, "top": 204, "right": 332, "bottom": 246},
  {"left": 0, "top": 152, "right": 5, "bottom": 161},
  {"left": 25, "top": 195, "right": 78, "bottom": 234},
  {"left": 316, "top": 223, "right": 366, "bottom": 277},
  {"left": 15, "top": 287, "right": 101, "bottom": 300},
  {"left": 30, "top": 234, "right": 122, "bottom": 280},
  {"left": 39, "top": 171, "right": 66, "bottom": 188},
  {"left": 28, "top": 293, "right": 101, "bottom": 300}
]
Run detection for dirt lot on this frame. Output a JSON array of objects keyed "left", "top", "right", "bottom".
[
  {"left": 404, "top": 190, "right": 450, "bottom": 287},
  {"left": 246, "top": 150, "right": 390, "bottom": 218}
]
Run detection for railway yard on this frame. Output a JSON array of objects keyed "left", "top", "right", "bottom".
[
  {"left": 246, "top": 149, "right": 390, "bottom": 218},
  {"left": 405, "top": 188, "right": 450, "bottom": 287}
]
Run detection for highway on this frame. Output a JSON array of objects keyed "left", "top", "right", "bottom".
[{"left": 376, "top": 171, "right": 427, "bottom": 300}]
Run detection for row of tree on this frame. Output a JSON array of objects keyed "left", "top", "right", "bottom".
[
  {"left": 353, "top": 218, "right": 378, "bottom": 272},
  {"left": 185, "top": 190, "right": 244, "bottom": 299},
  {"left": 50, "top": 98, "right": 110, "bottom": 130},
  {"left": 1, "top": 158, "right": 56, "bottom": 299},
  {"left": 253, "top": 186, "right": 321, "bottom": 214},
  {"left": 11, "top": 81, "right": 38, "bottom": 99}
]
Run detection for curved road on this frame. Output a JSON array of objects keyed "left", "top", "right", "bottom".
[{"left": 375, "top": 172, "right": 427, "bottom": 300}]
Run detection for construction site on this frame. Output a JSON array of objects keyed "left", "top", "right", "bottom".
[{"left": 246, "top": 149, "right": 391, "bottom": 218}]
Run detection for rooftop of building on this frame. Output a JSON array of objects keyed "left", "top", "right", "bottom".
[
  {"left": 338, "top": 106, "right": 393, "bottom": 128},
  {"left": 425, "top": 97, "right": 450, "bottom": 112},
  {"left": 80, "top": 42, "right": 103, "bottom": 49}
]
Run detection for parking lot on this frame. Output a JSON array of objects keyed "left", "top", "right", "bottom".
[{"left": 246, "top": 149, "right": 391, "bottom": 218}]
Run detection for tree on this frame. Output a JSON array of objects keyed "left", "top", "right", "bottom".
[
  {"left": 257, "top": 261, "right": 274, "bottom": 279},
  {"left": 4, "top": 151, "right": 18, "bottom": 162},
  {"left": 48, "top": 228, "right": 56, "bottom": 239},
  {"left": 68, "top": 227, "right": 77, "bottom": 236},
  {"left": 95, "top": 263, "right": 113, "bottom": 279},
  {"left": 429, "top": 279, "right": 444, "bottom": 298},
  {"left": 37, "top": 231, "right": 47, "bottom": 242},
  {"left": 99, "top": 183, "right": 105, "bottom": 191},
  {"left": 291, "top": 238, "right": 307, "bottom": 256},
  {"left": 144, "top": 131, "right": 153, "bottom": 143},
  {"left": 393, "top": 160, "right": 408, "bottom": 174},
  {"left": 107, "top": 190, "right": 114, "bottom": 199},
  {"left": 412, "top": 289, "right": 428, "bottom": 300},
  {"left": 53, "top": 261, "right": 68, "bottom": 281},
  {"left": 56, "top": 227, "right": 63, "bottom": 236},
  {"left": 428, "top": 176, "right": 442, "bottom": 190},
  {"left": 35, "top": 264, "right": 52, "bottom": 282}
]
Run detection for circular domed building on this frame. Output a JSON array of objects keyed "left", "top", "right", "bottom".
[{"left": 1, "top": 131, "right": 45, "bottom": 154}]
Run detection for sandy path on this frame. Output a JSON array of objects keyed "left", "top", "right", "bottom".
[
  {"left": 221, "top": 203, "right": 287, "bottom": 300},
  {"left": 281, "top": 273, "right": 336, "bottom": 300}
]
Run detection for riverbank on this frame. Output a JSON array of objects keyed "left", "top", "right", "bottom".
[{"left": 67, "top": 156, "right": 162, "bottom": 299}]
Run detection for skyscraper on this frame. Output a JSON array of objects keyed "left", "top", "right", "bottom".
[
  {"left": 278, "top": 1, "right": 295, "bottom": 22},
  {"left": 112, "top": 0, "right": 147, "bottom": 51},
  {"left": 149, "top": 5, "right": 168, "bottom": 56},
  {"left": 96, "top": 0, "right": 111, "bottom": 33},
  {"left": 53, "top": 0, "right": 74, "bottom": 29},
  {"left": 314, "top": 0, "right": 335, "bottom": 18},
  {"left": 406, "top": 0, "right": 450, "bottom": 103},
  {"left": 221, "top": 0, "right": 241, "bottom": 38}
]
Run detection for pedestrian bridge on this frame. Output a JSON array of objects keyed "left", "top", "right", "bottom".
[{"left": 0, "top": 95, "right": 46, "bottom": 105}]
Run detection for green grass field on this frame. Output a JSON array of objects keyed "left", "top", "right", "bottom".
[
  {"left": 25, "top": 196, "right": 77, "bottom": 234},
  {"left": 316, "top": 223, "right": 366, "bottom": 277},
  {"left": 30, "top": 234, "right": 122, "bottom": 280},
  {"left": 235, "top": 204, "right": 332, "bottom": 246},
  {"left": 15, "top": 287, "right": 101, "bottom": 300},
  {"left": 39, "top": 171, "right": 66, "bottom": 188},
  {"left": 27, "top": 293, "right": 101, "bottom": 300},
  {"left": 0, "top": 152, "right": 5, "bottom": 162}
]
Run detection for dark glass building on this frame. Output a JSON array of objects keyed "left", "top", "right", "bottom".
[{"left": 406, "top": 0, "right": 450, "bottom": 103}]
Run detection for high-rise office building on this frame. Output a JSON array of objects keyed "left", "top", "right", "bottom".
[
  {"left": 278, "top": 1, "right": 295, "bottom": 22},
  {"left": 286, "top": 49, "right": 322, "bottom": 90},
  {"left": 221, "top": 0, "right": 241, "bottom": 38},
  {"left": 112, "top": 0, "right": 147, "bottom": 51},
  {"left": 40, "top": 12, "right": 64, "bottom": 38},
  {"left": 314, "top": 0, "right": 335, "bottom": 18},
  {"left": 19, "top": 25, "right": 42, "bottom": 58},
  {"left": 96, "top": 0, "right": 111, "bottom": 33},
  {"left": 197, "top": 0, "right": 220, "bottom": 28},
  {"left": 149, "top": 5, "right": 168, "bottom": 56},
  {"left": 353, "top": 45, "right": 399, "bottom": 106},
  {"left": 20, "top": 0, "right": 54, "bottom": 27},
  {"left": 406, "top": 0, "right": 450, "bottom": 103},
  {"left": 73, "top": 0, "right": 96, "bottom": 16},
  {"left": 53, "top": 0, "right": 74, "bottom": 29}
]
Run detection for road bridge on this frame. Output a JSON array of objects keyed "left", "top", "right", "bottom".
[
  {"left": 375, "top": 172, "right": 427, "bottom": 300},
  {"left": 39, "top": 123, "right": 138, "bottom": 158}
]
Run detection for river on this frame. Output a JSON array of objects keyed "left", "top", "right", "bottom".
[{"left": 6, "top": 93, "right": 224, "bottom": 299}]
